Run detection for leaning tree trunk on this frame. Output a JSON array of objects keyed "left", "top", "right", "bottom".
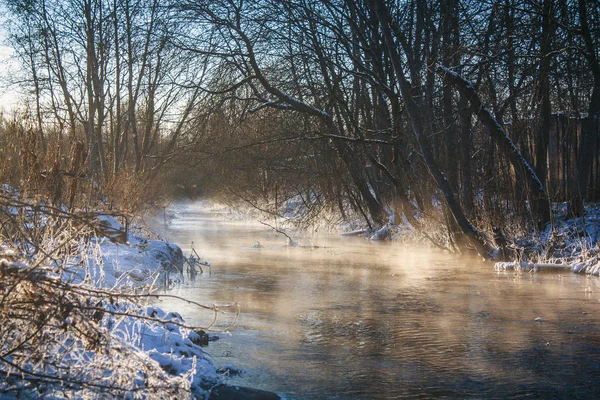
[
  {"left": 371, "top": 0, "right": 496, "bottom": 258},
  {"left": 440, "top": 66, "right": 552, "bottom": 229}
]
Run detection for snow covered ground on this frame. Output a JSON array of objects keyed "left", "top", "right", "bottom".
[
  {"left": 75, "top": 215, "right": 282, "bottom": 399},
  {"left": 89, "top": 216, "right": 222, "bottom": 397},
  {"left": 0, "top": 209, "right": 221, "bottom": 398},
  {"left": 78, "top": 215, "right": 186, "bottom": 289},
  {"left": 495, "top": 203, "right": 600, "bottom": 274}
]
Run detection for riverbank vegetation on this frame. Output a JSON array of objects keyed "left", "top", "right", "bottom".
[
  {"left": 2, "top": 0, "right": 599, "bottom": 257},
  {"left": 1, "top": 0, "right": 599, "bottom": 396},
  {"left": 0, "top": 185, "right": 239, "bottom": 397}
]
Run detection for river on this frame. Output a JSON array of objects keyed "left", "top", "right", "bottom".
[{"left": 157, "top": 202, "right": 600, "bottom": 399}]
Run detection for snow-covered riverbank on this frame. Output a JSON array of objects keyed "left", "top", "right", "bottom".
[
  {"left": 494, "top": 203, "right": 600, "bottom": 275},
  {"left": 0, "top": 194, "right": 282, "bottom": 399},
  {"left": 88, "top": 216, "right": 222, "bottom": 397}
]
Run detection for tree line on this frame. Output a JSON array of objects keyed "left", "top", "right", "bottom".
[{"left": 3, "top": 0, "right": 600, "bottom": 257}]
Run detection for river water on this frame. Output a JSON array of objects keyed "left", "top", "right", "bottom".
[{"left": 158, "top": 203, "right": 600, "bottom": 399}]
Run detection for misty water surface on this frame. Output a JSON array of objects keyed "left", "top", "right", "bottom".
[{"left": 157, "top": 203, "right": 600, "bottom": 399}]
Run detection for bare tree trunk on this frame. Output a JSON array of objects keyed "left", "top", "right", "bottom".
[
  {"left": 330, "top": 135, "right": 387, "bottom": 224},
  {"left": 141, "top": 38, "right": 166, "bottom": 171},
  {"left": 440, "top": 0, "right": 466, "bottom": 246},
  {"left": 25, "top": 19, "right": 46, "bottom": 153},
  {"left": 68, "top": 141, "right": 84, "bottom": 211},
  {"left": 113, "top": 0, "right": 122, "bottom": 176},
  {"left": 532, "top": 0, "right": 555, "bottom": 227},
  {"left": 84, "top": 0, "right": 108, "bottom": 179},
  {"left": 572, "top": 0, "right": 600, "bottom": 216},
  {"left": 95, "top": 3, "right": 108, "bottom": 179},
  {"left": 41, "top": 1, "right": 77, "bottom": 139},
  {"left": 85, "top": 0, "right": 98, "bottom": 176},
  {"left": 458, "top": 91, "right": 474, "bottom": 216},
  {"left": 125, "top": 0, "right": 141, "bottom": 172}
]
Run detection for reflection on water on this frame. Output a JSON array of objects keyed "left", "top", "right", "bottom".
[{"left": 157, "top": 203, "right": 600, "bottom": 399}]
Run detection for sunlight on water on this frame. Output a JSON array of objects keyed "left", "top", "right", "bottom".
[{"left": 157, "top": 202, "right": 600, "bottom": 399}]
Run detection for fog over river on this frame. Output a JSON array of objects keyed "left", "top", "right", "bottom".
[{"left": 157, "top": 202, "right": 600, "bottom": 399}]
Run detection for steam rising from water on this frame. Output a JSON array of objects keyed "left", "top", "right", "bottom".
[{"left": 158, "top": 202, "right": 600, "bottom": 399}]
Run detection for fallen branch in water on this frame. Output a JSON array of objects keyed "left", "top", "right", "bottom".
[
  {"left": 259, "top": 221, "right": 298, "bottom": 246},
  {"left": 258, "top": 221, "right": 329, "bottom": 249}
]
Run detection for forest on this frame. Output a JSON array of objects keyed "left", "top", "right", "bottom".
[
  {"left": 2, "top": 1, "right": 600, "bottom": 398},
  {"left": 1, "top": 0, "right": 599, "bottom": 258}
]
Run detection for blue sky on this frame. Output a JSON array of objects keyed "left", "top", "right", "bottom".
[{"left": 0, "top": 10, "right": 21, "bottom": 112}]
